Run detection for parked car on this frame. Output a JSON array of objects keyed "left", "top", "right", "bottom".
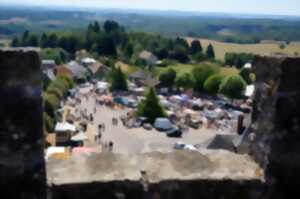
[
  {"left": 143, "top": 123, "right": 153, "bottom": 130},
  {"left": 173, "top": 142, "right": 197, "bottom": 151},
  {"left": 154, "top": 118, "right": 173, "bottom": 131},
  {"left": 166, "top": 127, "right": 182, "bottom": 137},
  {"left": 174, "top": 141, "right": 186, "bottom": 150}
]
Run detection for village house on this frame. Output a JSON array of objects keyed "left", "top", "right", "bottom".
[
  {"left": 42, "top": 59, "right": 56, "bottom": 83},
  {"left": 54, "top": 65, "right": 73, "bottom": 79},
  {"left": 65, "top": 61, "right": 89, "bottom": 81},
  {"left": 129, "top": 70, "right": 160, "bottom": 87},
  {"left": 88, "top": 61, "right": 109, "bottom": 79},
  {"left": 139, "top": 50, "right": 158, "bottom": 66}
]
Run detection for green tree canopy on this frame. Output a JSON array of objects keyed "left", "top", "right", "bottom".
[
  {"left": 204, "top": 74, "right": 224, "bottom": 94},
  {"left": 219, "top": 75, "right": 247, "bottom": 99},
  {"left": 104, "top": 20, "right": 120, "bottom": 33},
  {"left": 41, "top": 48, "right": 68, "bottom": 65},
  {"left": 11, "top": 37, "right": 20, "bottom": 47},
  {"left": 110, "top": 67, "right": 128, "bottom": 91},
  {"left": 192, "top": 64, "right": 219, "bottom": 91},
  {"left": 137, "top": 87, "right": 166, "bottom": 124},
  {"left": 176, "top": 73, "right": 194, "bottom": 89},
  {"left": 159, "top": 68, "right": 177, "bottom": 88},
  {"left": 27, "top": 34, "right": 39, "bottom": 47},
  {"left": 239, "top": 68, "right": 253, "bottom": 84},
  {"left": 22, "top": 30, "right": 29, "bottom": 46},
  {"left": 44, "top": 112, "right": 54, "bottom": 132},
  {"left": 206, "top": 43, "right": 215, "bottom": 59},
  {"left": 190, "top": 40, "right": 202, "bottom": 54}
]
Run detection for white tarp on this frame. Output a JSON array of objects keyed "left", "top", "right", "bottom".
[
  {"left": 81, "top": 57, "right": 96, "bottom": 64},
  {"left": 245, "top": 85, "right": 255, "bottom": 97},
  {"left": 97, "top": 81, "right": 108, "bottom": 89},
  {"left": 71, "top": 132, "right": 88, "bottom": 141},
  {"left": 55, "top": 122, "right": 76, "bottom": 132},
  {"left": 45, "top": 146, "right": 65, "bottom": 160}
]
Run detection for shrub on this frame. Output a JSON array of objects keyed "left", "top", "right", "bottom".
[
  {"left": 204, "top": 74, "right": 224, "bottom": 94},
  {"left": 192, "top": 64, "right": 219, "bottom": 91},
  {"left": 219, "top": 75, "right": 247, "bottom": 99},
  {"left": 159, "top": 68, "right": 177, "bottom": 88},
  {"left": 44, "top": 112, "right": 54, "bottom": 132},
  {"left": 176, "top": 73, "right": 194, "bottom": 89},
  {"left": 239, "top": 68, "right": 253, "bottom": 84}
]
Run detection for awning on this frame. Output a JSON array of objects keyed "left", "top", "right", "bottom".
[
  {"left": 71, "top": 132, "right": 88, "bottom": 141},
  {"left": 55, "top": 122, "right": 76, "bottom": 132}
]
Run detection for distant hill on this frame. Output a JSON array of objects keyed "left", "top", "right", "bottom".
[{"left": 1, "top": 5, "right": 300, "bottom": 43}]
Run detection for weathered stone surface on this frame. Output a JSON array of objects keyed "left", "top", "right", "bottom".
[
  {"left": 47, "top": 150, "right": 263, "bottom": 199},
  {"left": 47, "top": 151, "right": 262, "bottom": 185},
  {"left": 0, "top": 48, "right": 46, "bottom": 199},
  {"left": 251, "top": 56, "right": 300, "bottom": 199}
]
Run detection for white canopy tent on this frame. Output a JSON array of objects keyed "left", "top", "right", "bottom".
[
  {"left": 55, "top": 122, "right": 76, "bottom": 132},
  {"left": 71, "top": 132, "right": 88, "bottom": 142}
]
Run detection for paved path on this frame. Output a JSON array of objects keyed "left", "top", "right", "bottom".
[{"left": 75, "top": 91, "right": 217, "bottom": 155}]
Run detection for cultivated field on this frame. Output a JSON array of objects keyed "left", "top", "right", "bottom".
[
  {"left": 186, "top": 37, "right": 300, "bottom": 61},
  {"left": 155, "top": 63, "right": 239, "bottom": 77}
]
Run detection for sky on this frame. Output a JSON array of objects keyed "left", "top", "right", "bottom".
[{"left": 2, "top": 0, "right": 300, "bottom": 16}]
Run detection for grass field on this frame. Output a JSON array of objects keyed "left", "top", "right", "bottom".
[
  {"left": 186, "top": 37, "right": 300, "bottom": 61},
  {"left": 155, "top": 62, "right": 239, "bottom": 77},
  {"left": 0, "top": 39, "right": 11, "bottom": 47}
]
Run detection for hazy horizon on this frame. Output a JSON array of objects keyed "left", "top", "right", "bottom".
[{"left": 1, "top": 0, "right": 300, "bottom": 17}]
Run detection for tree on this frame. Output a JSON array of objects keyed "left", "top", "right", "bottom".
[
  {"left": 168, "top": 45, "right": 189, "bottom": 63},
  {"left": 192, "top": 64, "right": 219, "bottom": 91},
  {"left": 22, "top": 30, "right": 29, "bottom": 46},
  {"left": 11, "top": 37, "right": 20, "bottom": 47},
  {"left": 124, "top": 42, "right": 134, "bottom": 59},
  {"left": 190, "top": 40, "right": 202, "bottom": 54},
  {"left": 204, "top": 74, "right": 224, "bottom": 94},
  {"left": 206, "top": 43, "right": 215, "bottom": 59},
  {"left": 219, "top": 75, "right": 246, "bottom": 99},
  {"left": 40, "top": 33, "right": 48, "bottom": 48},
  {"left": 159, "top": 68, "right": 177, "bottom": 89},
  {"left": 137, "top": 87, "right": 167, "bottom": 123},
  {"left": 192, "top": 52, "right": 207, "bottom": 62},
  {"left": 110, "top": 67, "right": 128, "bottom": 91},
  {"left": 44, "top": 112, "right": 54, "bottom": 132},
  {"left": 176, "top": 73, "right": 194, "bottom": 89},
  {"left": 97, "top": 35, "right": 117, "bottom": 56},
  {"left": 93, "top": 21, "right": 101, "bottom": 33},
  {"left": 27, "top": 34, "right": 39, "bottom": 47},
  {"left": 104, "top": 20, "right": 120, "bottom": 33},
  {"left": 48, "top": 34, "right": 58, "bottom": 48},
  {"left": 239, "top": 68, "right": 253, "bottom": 84},
  {"left": 44, "top": 92, "right": 60, "bottom": 118}
]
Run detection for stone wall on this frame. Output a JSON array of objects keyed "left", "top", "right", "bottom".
[
  {"left": 251, "top": 56, "right": 300, "bottom": 199},
  {"left": 0, "top": 48, "right": 46, "bottom": 199},
  {"left": 50, "top": 179, "right": 263, "bottom": 199}
]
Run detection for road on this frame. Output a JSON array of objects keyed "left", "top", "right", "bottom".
[{"left": 76, "top": 91, "right": 218, "bottom": 155}]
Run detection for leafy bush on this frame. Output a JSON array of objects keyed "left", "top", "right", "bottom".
[
  {"left": 204, "top": 74, "right": 224, "bottom": 94},
  {"left": 219, "top": 75, "right": 247, "bottom": 99},
  {"left": 110, "top": 67, "right": 128, "bottom": 91},
  {"left": 224, "top": 52, "right": 254, "bottom": 68},
  {"left": 44, "top": 92, "right": 60, "bottom": 118},
  {"left": 41, "top": 48, "right": 68, "bottom": 65},
  {"left": 176, "top": 73, "right": 194, "bottom": 89},
  {"left": 159, "top": 68, "right": 177, "bottom": 88},
  {"left": 44, "top": 112, "right": 54, "bottom": 132},
  {"left": 192, "top": 64, "right": 219, "bottom": 91},
  {"left": 239, "top": 68, "right": 253, "bottom": 84}
]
